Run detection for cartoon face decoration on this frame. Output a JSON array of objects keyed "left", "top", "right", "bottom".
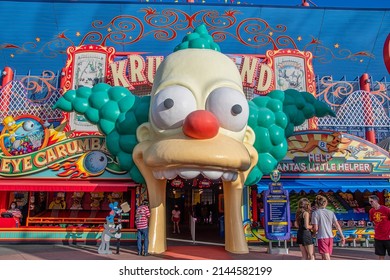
[
  {"left": 133, "top": 47, "right": 257, "bottom": 254},
  {"left": 270, "top": 169, "right": 281, "bottom": 182},
  {"left": 136, "top": 49, "right": 255, "bottom": 182},
  {"left": 53, "top": 24, "right": 334, "bottom": 255}
]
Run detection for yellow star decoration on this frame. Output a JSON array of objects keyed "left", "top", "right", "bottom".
[
  {"left": 76, "top": 32, "right": 81, "bottom": 37},
  {"left": 10, "top": 54, "right": 14, "bottom": 58},
  {"left": 360, "top": 59, "right": 364, "bottom": 63},
  {"left": 107, "top": 28, "right": 112, "bottom": 32},
  {"left": 334, "top": 43, "right": 340, "bottom": 48},
  {"left": 269, "top": 32, "right": 273, "bottom": 36},
  {"left": 129, "top": 36, "right": 132, "bottom": 40},
  {"left": 297, "top": 36, "right": 302, "bottom": 41},
  {"left": 35, "top": 37, "right": 40, "bottom": 42},
  {"left": 248, "top": 38, "right": 252, "bottom": 42}
]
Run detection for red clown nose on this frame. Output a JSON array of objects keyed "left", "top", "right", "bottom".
[{"left": 183, "top": 110, "right": 219, "bottom": 139}]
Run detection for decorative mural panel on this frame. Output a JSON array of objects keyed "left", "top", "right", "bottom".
[
  {"left": 0, "top": 114, "right": 128, "bottom": 179},
  {"left": 266, "top": 49, "right": 316, "bottom": 130},
  {"left": 280, "top": 130, "right": 390, "bottom": 178},
  {"left": 266, "top": 49, "right": 315, "bottom": 94},
  {"left": 62, "top": 45, "right": 116, "bottom": 134}
]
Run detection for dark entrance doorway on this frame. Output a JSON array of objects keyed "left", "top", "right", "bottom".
[{"left": 166, "top": 176, "right": 224, "bottom": 244}]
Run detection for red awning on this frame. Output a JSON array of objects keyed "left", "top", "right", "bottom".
[{"left": 0, "top": 179, "right": 136, "bottom": 192}]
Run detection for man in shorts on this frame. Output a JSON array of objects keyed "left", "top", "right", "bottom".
[
  {"left": 311, "top": 195, "right": 345, "bottom": 260},
  {"left": 369, "top": 195, "right": 390, "bottom": 260}
]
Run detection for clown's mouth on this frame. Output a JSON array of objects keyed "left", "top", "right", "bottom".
[{"left": 152, "top": 168, "right": 238, "bottom": 181}]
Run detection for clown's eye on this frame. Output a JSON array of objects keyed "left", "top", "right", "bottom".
[
  {"left": 151, "top": 86, "right": 197, "bottom": 130},
  {"left": 206, "top": 87, "right": 249, "bottom": 132}
]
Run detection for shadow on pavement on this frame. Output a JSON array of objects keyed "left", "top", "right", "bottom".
[{"left": 0, "top": 240, "right": 379, "bottom": 260}]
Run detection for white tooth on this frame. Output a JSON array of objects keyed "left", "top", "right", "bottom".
[
  {"left": 154, "top": 168, "right": 237, "bottom": 181},
  {"left": 164, "top": 169, "right": 177, "bottom": 180},
  {"left": 179, "top": 170, "right": 200, "bottom": 179},
  {"left": 222, "top": 172, "right": 233, "bottom": 181},
  {"left": 222, "top": 172, "right": 238, "bottom": 181},
  {"left": 202, "top": 170, "right": 223, "bottom": 180},
  {"left": 152, "top": 170, "right": 164, "bottom": 180}
]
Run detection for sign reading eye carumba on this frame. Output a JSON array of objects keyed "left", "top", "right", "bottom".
[{"left": 0, "top": 115, "right": 125, "bottom": 178}]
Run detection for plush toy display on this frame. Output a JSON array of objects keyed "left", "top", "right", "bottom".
[
  {"left": 54, "top": 24, "right": 334, "bottom": 254},
  {"left": 70, "top": 192, "right": 84, "bottom": 210},
  {"left": 90, "top": 192, "right": 104, "bottom": 210},
  {"left": 48, "top": 192, "right": 66, "bottom": 209}
]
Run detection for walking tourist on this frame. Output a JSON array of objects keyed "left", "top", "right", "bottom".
[
  {"left": 135, "top": 199, "right": 151, "bottom": 256},
  {"left": 171, "top": 204, "right": 181, "bottom": 234},
  {"left": 311, "top": 194, "right": 345, "bottom": 260},
  {"left": 368, "top": 194, "right": 390, "bottom": 260},
  {"left": 295, "top": 198, "right": 315, "bottom": 260}
]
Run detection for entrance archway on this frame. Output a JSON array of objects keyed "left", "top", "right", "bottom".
[{"left": 166, "top": 176, "right": 224, "bottom": 244}]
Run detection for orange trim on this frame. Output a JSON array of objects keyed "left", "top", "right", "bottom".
[{"left": 27, "top": 217, "right": 112, "bottom": 225}]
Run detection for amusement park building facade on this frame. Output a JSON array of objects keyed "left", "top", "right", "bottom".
[{"left": 0, "top": 1, "right": 389, "bottom": 245}]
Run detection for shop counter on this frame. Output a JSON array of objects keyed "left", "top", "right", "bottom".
[
  {"left": 0, "top": 217, "right": 17, "bottom": 228},
  {"left": 26, "top": 210, "right": 119, "bottom": 226}
]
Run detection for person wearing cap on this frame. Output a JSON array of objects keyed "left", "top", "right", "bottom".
[
  {"left": 135, "top": 199, "right": 151, "bottom": 256},
  {"left": 171, "top": 205, "right": 181, "bottom": 234}
]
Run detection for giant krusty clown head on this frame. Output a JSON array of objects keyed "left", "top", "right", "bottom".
[{"left": 54, "top": 24, "right": 334, "bottom": 254}]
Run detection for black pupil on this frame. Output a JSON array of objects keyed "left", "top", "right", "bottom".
[
  {"left": 231, "top": 104, "right": 242, "bottom": 115},
  {"left": 164, "top": 98, "right": 174, "bottom": 109}
]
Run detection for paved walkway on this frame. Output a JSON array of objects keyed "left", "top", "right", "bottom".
[{"left": 0, "top": 239, "right": 380, "bottom": 260}]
